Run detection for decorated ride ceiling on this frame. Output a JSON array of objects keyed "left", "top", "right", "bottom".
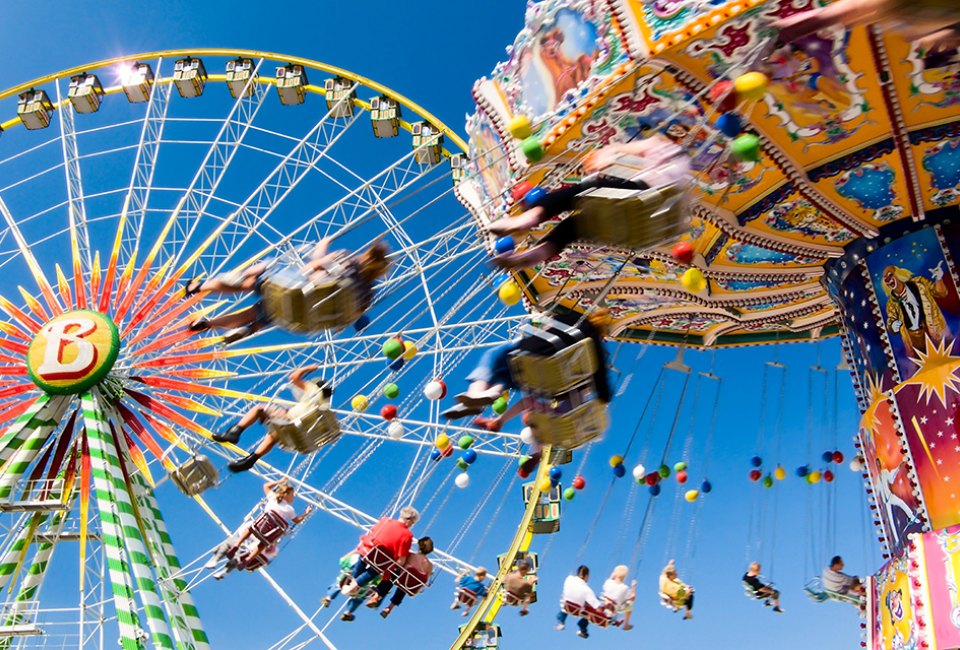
[{"left": 456, "top": 0, "right": 960, "bottom": 347}]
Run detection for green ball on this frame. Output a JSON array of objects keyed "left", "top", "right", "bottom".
[
  {"left": 382, "top": 338, "right": 404, "bottom": 360},
  {"left": 658, "top": 464, "right": 671, "bottom": 479},
  {"left": 674, "top": 461, "right": 687, "bottom": 472},
  {"left": 762, "top": 475, "right": 774, "bottom": 489},
  {"left": 563, "top": 487, "right": 576, "bottom": 501},
  {"left": 519, "top": 455, "right": 531, "bottom": 468},
  {"left": 521, "top": 137, "right": 544, "bottom": 162},
  {"left": 731, "top": 134, "right": 761, "bottom": 162},
  {"left": 492, "top": 397, "right": 508, "bottom": 415},
  {"left": 458, "top": 435, "right": 475, "bottom": 450},
  {"left": 383, "top": 383, "right": 400, "bottom": 399},
  {"left": 457, "top": 459, "right": 469, "bottom": 471}
]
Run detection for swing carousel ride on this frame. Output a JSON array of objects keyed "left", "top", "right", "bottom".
[{"left": 0, "top": 0, "right": 957, "bottom": 647}]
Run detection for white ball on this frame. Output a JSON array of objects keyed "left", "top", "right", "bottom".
[
  {"left": 520, "top": 427, "right": 535, "bottom": 445},
  {"left": 455, "top": 473, "right": 470, "bottom": 489},
  {"left": 424, "top": 381, "right": 444, "bottom": 401},
  {"left": 632, "top": 464, "right": 646, "bottom": 481},
  {"left": 849, "top": 458, "right": 863, "bottom": 472},
  {"left": 388, "top": 422, "right": 404, "bottom": 440}
]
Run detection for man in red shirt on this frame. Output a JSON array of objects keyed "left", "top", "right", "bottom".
[{"left": 345, "top": 506, "right": 419, "bottom": 595}]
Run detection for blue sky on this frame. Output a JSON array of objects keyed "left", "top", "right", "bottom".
[{"left": 0, "top": 2, "right": 879, "bottom": 649}]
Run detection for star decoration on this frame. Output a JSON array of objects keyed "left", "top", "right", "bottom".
[{"left": 896, "top": 336, "right": 960, "bottom": 408}]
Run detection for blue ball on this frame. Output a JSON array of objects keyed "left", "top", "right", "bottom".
[
  {"left": 550, "top": 477, "right": 560, "bottom": 487},
  {"left": 463, "top": 449, "right": 478, "bottom": 464},
  {"left": 750, "top": 455, "right": 762, "bottom": 468},
  {"left": 821, "top": 451, "right": 834, "bottom": 463},
  {"left": 613, "top": 464, "right": 626, "bottom": 478},
  {"left": 388, "top": 358, "right": 405, "bottom": 372},
  {"left": 523, "top": 187, "right": 547, "bottom": 207},
  {"left": 649, "top": 483, "right": 662, "bottom": 496},
  {"left": 701, "top": 480, "right": 712, "bottom": 494},
  {"left": 716, "top": 113, "right": 742, "bottom": 138},
  {"left": 796, "top": 465, "right": 809, "bottom": 478},
  {"left": 353, "top": 315, "right": 370, "bottom": 331},
  {"left": 549, "top": 467, "right": 563, "bottom": 481},
  {"left": 430, "top": 449, "right": 442, "bottom": 462},
  {"left": 494, "top": 236, "right": 516, "bottom": 255}
]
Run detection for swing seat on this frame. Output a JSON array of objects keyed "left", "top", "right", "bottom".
[
  {"left": 659, "top": 592, "right": 683, "bottom": 612},
  {"left": 239, "top": 545, "right": 274, "bottom": 571},
  {"left": 561, "top": 600, "right": 614, "bottom": 627},
  {"left": 250, "top": 510, "right": 290, "bottom": 546},
  {"left": 502, "top": 586, "right": 538, "bottom": 606},
  {"left": 457, "top": 587, "right": 479, "bottom": 607},
  {"left": 267, "top": 400, "right": 341, "bottom": 455},
  {"left": 743, "top": 581, "right": 767, "bottom": 601},
  {"left": 548, "top": 447, "right": 573, "bottom": 466},
  {"left": 260, "top": 264, "right": 364, "bottom": 333},
  {"left": 803, "top": 578, "right": 862, "bottom": 606},
  {"left": 573, "top": 182, "right": 689, "bottom": 251},
  {"left": 394, "top": 566, "right": 429, "bottom": 597},
  {"left": 525, "top": 400, "right": 608, "bottom": 450},
  {"left": 602, "top": 595, "right": 633, "bottom": 615},
  {"left": 508, "top": 338, "right": 598, "bottom": 396},
  {"left": 169, "top": 456, "right": 218, "bottom": 496}
]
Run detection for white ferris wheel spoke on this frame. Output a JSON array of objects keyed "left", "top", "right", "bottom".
[{"left": 55, "top": 81, "right": 93, "bottom": 275}]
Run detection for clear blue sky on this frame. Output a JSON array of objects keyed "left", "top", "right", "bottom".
[{"left": 0, "top": 2, "right": 879, "bottom": 648}]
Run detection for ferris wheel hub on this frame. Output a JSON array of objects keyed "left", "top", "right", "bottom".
[{"left": 26, "top": 309, "right": 120, "bottom": 395}]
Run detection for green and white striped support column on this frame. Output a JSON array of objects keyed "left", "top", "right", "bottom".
[
  {"left": 81, "top": 392, "right": 149, "bottom": 650},
  {"left": 130, "top": 469, "right": 210, "bottom": 650},
  {"left": 0, "top": 516, "right": 40, "bottom": 593},
  {"left": 0, "top": 396, "right": 68, "bottom": 499}
]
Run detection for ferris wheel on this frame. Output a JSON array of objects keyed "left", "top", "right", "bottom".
[{"left": 0, "top": 50, "right": 537, "bottom": 649}]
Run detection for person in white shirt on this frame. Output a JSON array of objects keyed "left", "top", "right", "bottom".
[
  {"left": 556, "top": 565, "right": 612, "bottom": 639},
  {"left": 822, "top": 556, "right": 863, "bottom": 596},
  {"left": 225, "top": 480, "right": 311, "bottom": 569},
  {"left": 601, "top": 565, "right": 636, "bottom": 631}
]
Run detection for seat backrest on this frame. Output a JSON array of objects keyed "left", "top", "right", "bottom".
[
  {"left": 260, "top": 264, "right": 362, "bottom": 333},
  {"left": 269, "top": 405, "right": 341, "bottom": 454},
  {"left": 508, "top": 337, "right": 598, "bottom": 396}
]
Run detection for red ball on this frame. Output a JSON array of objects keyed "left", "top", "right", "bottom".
[
  {"left": 709, "top": 80, "right": 738, "bottom": 113},
  {"left": 435, "top": 380, "right": 447, "bottom": 400},
  {"left": 510, "top": 181, "right": 534, "bottom": 203},
  {"left": 676, "top": 470, "right": 688, "bottom": 484},
  {"left": 832, "top": 451, "right": 844, "bottom": 464},
  {"left": 522, "top": 411, "right": 532, "bottom": 426},
  {"left": 645, "top": 473, "right": 659, "bottom": 486},
  {"left": 518, "top": 468, "right": 531, "bottom": 479},
  {"left": 671, "top": 241, "right": 695, "bottom": 265},
  {"left": 749, "top": 469, "right": 762, "bottom": 482},
  {"left": 572, "top": 475, "right": 586, "bottom": 490},
  {"left": 441, "top": 445, "right": 454, "bottom": 458},
  {"left": 380, "top": 405, "right": 397, "bottom": 421},
  {"left": 823, "top": 470, "right": 835, "bottom": 483}
]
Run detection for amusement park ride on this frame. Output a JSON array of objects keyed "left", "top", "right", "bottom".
[{"left": 0, "top": 0, "right": 955, "bottom": 648}]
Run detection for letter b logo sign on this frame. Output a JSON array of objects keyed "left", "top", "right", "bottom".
[{"left": 27, "top": 311, "right": 119, "bottom": 395}]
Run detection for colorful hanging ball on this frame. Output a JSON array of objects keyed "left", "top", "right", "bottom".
[
  {"left": 388, "top": 421, "right": 404, "bottom": 440},
  {"left": 762, "top": 475, "right": 774, "bottom": 489},
  {"left": 849, "top": 458, "right": 863, "bottom": 472},
  {"left": 716, "top": 113, "right": 743, "bottom": 138},
  {"left": 388, "top": 357, "right": 405, "bottom": 371},
  {"left": 732, "top": 134, "right": 761, "bottom": 163},
  {"left": 572, "top": 475, "right": 586, "bottom": 490},
  {"left": 609, "top": 455, "right": 624, "bottom": 468},
  {"left": 823, "top": 469, "right": 835, "bottom": 483},
  {"left": 685, "top": 489, "right": 699, "bottom": 503},
  {"left": 521, "top": 411, "right": 532, "bottom": 426},
  {"left": 508, "top": 115, "right": 533, "bottom": 140},
  {"left": 539, "top": 478, "right": 552, "bottom": 493},
  {"left": 632, "top": 464, "right": 646, "bottom": 481},
  {"left": 613, "top": 464, "right": 627, "bottom": 478},
  {"left": 382, "top": 337, "right": 404, "bottom": 360},
  {"left": 351, "top": 395, "right": 369, "bottom": 412},
  {"left": 708, "top": 80, "right": 738, "bottom": 112},
  {"left": 498, "top": 280, "right": 522, "bottom": 306},
  {"left": 749, "top": 469, "right": 762, "bottom": 482},
  {"left": 649, "top": 484, "right": 662, "bottom": 496},
  {"left": 671, "top": 241, "right": 695, "bottom": 265},
  {"left": 435, "top": 433, "right": 450, "bottom": 450},
  {"left": 510, "top": 181, "right": 534, "bottom": 203},
  {"left": 455, "top": 473, "right": 470, "bottom": 489},
  {"left": 796, "top": 465, "right": 809, "bottom": 478},
  {"left": 808, "top": 470, "right": 822, "bottom": 484},
  {"left": 463, "top": 449, "right": 478, "bottom": 465},
  {"left": 680, "top": 268, "right": 707, "bottom": 293},
  {"left": 676, "top": 470, "right": 688, "bottom": 484},
  {"left": 424, "top": 380, "right": 446, "bottom": 401},
  {"left": 353, "top": 315, "right": 370, "bottom": 331},
  {"left": 549, "top": 466, "right": 563, "bottom": 481},
  {"left": 458, "top": 435, "right": 475, "bottom": 450},
  {"left": 645, "top": 473, "right": 659, "bottom": 486},
  {"left": 457, "top": 458, "right": 469, "bottom": 471},
  {"left": 750, "top": 456, "right": 763, "bottom": 468},
  {"left": 518, "top": 455, "right": 532, "bottom": 468},
  {"left": 518, "top": 468, "right": 531, "bottom": 479},
  {"left": 381, "top": 405, "right": 398, "bottom": 421},
  {"left": 383, "top": 383, "right": 400, "bottom": 399},
  {"left": 492, "top": 397, "right": 508, "bottom": 415},
  {"left": 774, "top": 465, "right": 786, "bottom": 481},
  {"left": 494, "top": 236, "right": 516, "bottom": 255},
  {"left": 701, "top": 479, "right": 713, "bottom": 493},
  {"left": 441, "top": 445, "right": 454, "bottom": 458},
  {"left": 520, "top": 427, "right": 536, "bottom": 445},
  {"left": 821, "top": 450, "right": 834, "bottom": 464},
  {"left": 563, "top": 487, "right": 577, "bottom": 501},
  {"left": 674, "top": 461, "right": 688, "bottom": 472},
  {"left": 521, "top": 137, "right": 545, "bottom": 163},
  {"left": 832, "top": 451, "right": 844, "bottom": 464},
  {"left": 734, "top": 72, "right": 770, "bottom": 102},
  {"left": 402, "top": 341, "right": 418, "bottom": 360},
  {"left": 430, "top": 448, "right": 442, "bottom": 462},
  {"left": 658, "top": 464, "right": 671, "bottom": 479},
  {"left": 523, "top": 186, "right": 547, "bottom": 207}
]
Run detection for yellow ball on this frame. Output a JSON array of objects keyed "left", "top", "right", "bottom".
[
  {"left": 539, "top": 478, "right": 553, "bottom": 493},
  {"left": 680, "top": 268, "right": 706, "bottom": 293},
  {"left": 734, "top": 72, "right": 769, "bottom": 102},
  {"left": 435, "top": 433, "right": 450, "bottom": 450},
  {"left": 774, "top": 466, "right": 786, "bottom": 481},
  {"left": 402, "top": 341, "right": 418, "bottom": 360},
  {"left": 808, "top": 471, "right": 822, "bottom": 484},
  {"left": 684, "top": 489, "right": 699, "bottom": 503},
  {"left": 351, "top": 395, "right": 369, "bottom": 412},
  {"left": 498, "top": 280, "right": 522, "bottom": 306},
  {"left": 609, "top": 455, "right": 624, "bottom": 468},
  {"left": 508, "top": 115, "right": 533, "bottom": 140}
]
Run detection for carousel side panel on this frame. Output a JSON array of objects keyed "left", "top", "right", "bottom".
[{"left": 918, "top": 525, "right": 960, "bottom": 649}]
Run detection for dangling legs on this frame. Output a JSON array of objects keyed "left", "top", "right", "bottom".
[
  {"left": 184, "top": 263, "right": 268, "bottom": 297},
  {"left": 493, "top": 216, "right": 580, "bottom": 270},
  {"left": 215, "top": 405, "right": 271, "bottom": 444},
  {"left": 474, "top": 397, "right": 529, "bottom": 433}
]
